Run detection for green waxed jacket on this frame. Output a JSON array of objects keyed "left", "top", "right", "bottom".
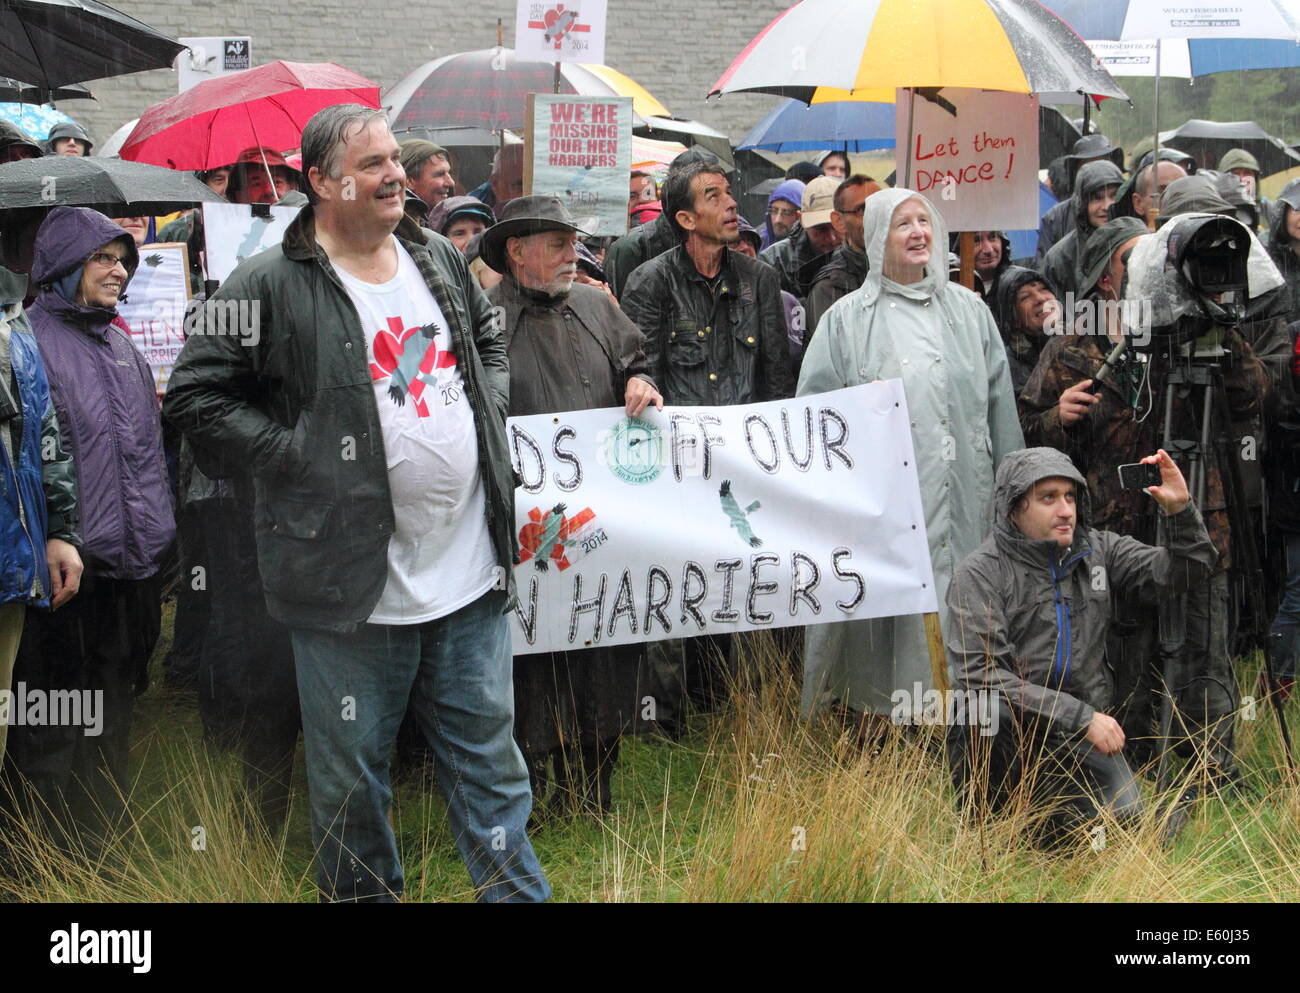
[{"left": 163, "top": 207, "right": 517, "bottom": 633}]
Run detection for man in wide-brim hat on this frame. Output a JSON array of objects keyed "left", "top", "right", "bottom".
[{"left": 485, "top": 194, "right": 661, "bottom": 818}]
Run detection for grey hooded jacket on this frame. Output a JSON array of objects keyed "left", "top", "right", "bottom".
[
  {"left": 945, "top": 447, "right": 1216, "bottom": 733},
  {"left": 1042, "top": 160, "right": 1125, "bottom": 299}
]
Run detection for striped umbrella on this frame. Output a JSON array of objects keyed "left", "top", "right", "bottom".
[{"left": 709, "top": 0, "right": 1129, "bottom": 106}]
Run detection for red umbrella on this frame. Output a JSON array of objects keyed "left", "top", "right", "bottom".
[{"left": 119, "top": 61, "right": 380, "bottom": 170}]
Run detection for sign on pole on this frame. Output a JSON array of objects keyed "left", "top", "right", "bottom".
[
  {"left": 117, "top": 243, "right": 190, "bottom": 395},
  {"left": 525, "top": 93, "right": 631, "bottom": 236},
  {"left": 506, "top": 382, "right": 938, "bottom": 655},
  {"left": 896, "top": 87, "right": 1040, "bottom": 232},
  {"left": 177, "top": 37, "right": 253, "bottom": 94},
  {"left": 515, "top": 0, "right": 607, "bottom": 64},
  {"left": 203, "top": 202, "right": 302, "bottom": 284}
]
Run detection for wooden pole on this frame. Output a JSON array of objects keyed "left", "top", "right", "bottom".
[
  {"left": 924, "top": 612, "right": 949, "bottom": 694},
  {"left": 958, "top": 230, "right": 976, "bottom": 291}
]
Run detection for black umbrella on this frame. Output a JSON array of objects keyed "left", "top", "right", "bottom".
[
  {"left": 1160, "top": 120, "right": 1300, "bottom": 177},
  {"left": 0, "top": 156, "right": 222, "bottom": 217},
  {"left": 0, "top": 0, "right": 185, "bottom": 90},
  {"left": 0, "top": 76, "right": 93, "bottom": 104}
]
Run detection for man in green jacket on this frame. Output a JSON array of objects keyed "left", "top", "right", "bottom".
[
  {"left": 945, "top": 446, "right": 1216, "bottom": 846},
  {"left": 164, "top": 105, "right": 548, "bottom": 903}
]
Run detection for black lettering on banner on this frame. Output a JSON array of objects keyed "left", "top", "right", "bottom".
[
  {"left": 712, "top": 557, "right": 743, "bottom": 622},
  {"left": 608, "top": 568, "right": 639, "bottom": 637},
  {"left": 552, "top": 425, "right": 581, "bottom": 492},
  {"left": 832, "top": 546, "right": 865, "bottom": 612},
  {"left": 782, "top": 406, "right": 814, "bottom": 471},
  {"left": 680, "top": 560, "right": 708, "bottom": 629},
  {"left": 819, "top": 407, "right": 853, "bottom": 470},
  {"left": 790, "top": 551, "right": 822, "bottom": 616},
  {"left": 515, "top": 575, "right": 540, "bottom": 644},
  {"left": 747, "top": 553, "right": 780, "bottom": 624},
  {"left": 644, "top": 566, "right": 673, "bottom": 634},
  {"left": 670, "top": 412, "right": 697, "bottom": 482},
  {"left": 697, "top": 412, "right": 724, "bottom": 480},
  {"left": 511, "top": 424, "right": 546, "bottom": 493},
  {"left": 744, "top": 414, "right": 780, "bottom": 474},
  {"left": 569, "top": 572, "right": 608, "bottom": 644}
]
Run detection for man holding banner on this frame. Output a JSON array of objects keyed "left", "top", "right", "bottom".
[
  {"left": 797, "top": 188, "right": 1023, "bottom": 731},
  {"left": 482, "top": 195, "right": 661, "bottom": 815}
]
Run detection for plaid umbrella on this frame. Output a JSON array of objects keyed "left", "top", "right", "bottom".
[{"left": 385, "top": 47, "right": 670, "bottom": 134}]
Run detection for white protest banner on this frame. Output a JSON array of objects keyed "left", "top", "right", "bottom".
[
  {"left": 203, "top": 202, "right": 302, "bottom": 284},
  {"left": 896, "top": 87, "right": 1039, "bottom": 231},
  {"left": 1084, "top": 40, "right": 1194, "bottom": 78},
  {"left": 526, "top": 93, "right": 631, "bottom": 236},
  {"left": 516, "top": 0, "right": 607, "bottom": 64},
  {"left": 117, "top": 243, "right": 190, "bottom": 394},
  {"left": 508, "top": 382, "right": 938, "bottom": 656}
]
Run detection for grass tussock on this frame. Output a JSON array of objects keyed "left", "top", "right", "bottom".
[{"left": 1, "top": 624, "right": 1298, "bottom": 902}]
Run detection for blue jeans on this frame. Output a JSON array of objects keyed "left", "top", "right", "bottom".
[
  {"left": 1271, "top": 532, "right": 1300, "bottom": 683},
  {"left": 291, "top": 590, "right": 550, "bottom": 903}
]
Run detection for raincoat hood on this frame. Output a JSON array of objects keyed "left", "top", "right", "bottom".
[
  {"left": 30, "top": 206, "right": 139, "bottom": 311},
  {"left": 1072, "top": 160, "right": 1125, "bottom": 237},
  {"left": 990, "top": 264, "right": 1056, "bottom": 334},
  {"left": 1269, "top": 178, "right": 1300, "bottom": 254},
  {"left": 992, "top": 446, "right": 1091, "bottom": 550},
  {"left": 763, "top": 178, "right": 807, "bottom": 249},
  {"left": 858, "top": 187, "right": 949, "bottom": 306},
  {"left": 1155, "top": 174, "right": 1236, "bottom": 226},
  {"left": 0, "top": 119, "right": 43, "bottom": 159}
]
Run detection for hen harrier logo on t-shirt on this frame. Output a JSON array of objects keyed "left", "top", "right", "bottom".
[{"left": 369, "top": 316, "right": 457, "bottom": 417}]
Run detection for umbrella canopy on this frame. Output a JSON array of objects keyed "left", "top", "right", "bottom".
[
  {"left": 631, "top": 134, "right": 688, "bottom": 177},
  {"left": 1041, "top": 0, "right": 1300, "bottom": 76},
  {"left": 120, "top": 61, "right": 381, "bottom": 170},
  {"left": 384, "top": 47, "right": 671, "bottom": 133},
  {"left": 95, "top": 116, "right": 137, "bottom": 157},
  {"left": 738, "top": 98, "right": 895, "bottom": 153},
  {"left": 0, "top": 101, "right": 74, "bottom": 139},
  {"left": 1159, "top": 119, "right": 1300, "bottom": 176},
  {"left": 0, "top": 155, "right": 224, "bottom": 216},
  {"left": 0, "top": 77, "right": 92, "bottom": 104},
  {"left": 709, "top": 0, "right": 1129, "bottom": 106},
  {"left": 0, "top": 0, "right": 185, "bottom": 90}
]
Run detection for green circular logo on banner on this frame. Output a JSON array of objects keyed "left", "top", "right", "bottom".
[{"left": 606, "top": 416, "right": 664, "bottom": 485}]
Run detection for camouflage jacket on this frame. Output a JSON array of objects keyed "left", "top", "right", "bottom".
[{"left": 1019, "top": 329, "right": 1269, "bottom": 570}]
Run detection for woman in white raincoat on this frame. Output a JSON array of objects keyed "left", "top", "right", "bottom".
[{"left": 797, "top": 188, "right": 1023, "bottom": 720}]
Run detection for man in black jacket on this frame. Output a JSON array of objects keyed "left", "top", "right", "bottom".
[
  {"left": 164, "top": 105, "right": 549, "bottom": 904},
  {"left": 621, "top": 161, "right": 792, "bottom": 406}
]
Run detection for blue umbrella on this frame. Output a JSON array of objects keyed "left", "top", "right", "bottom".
[
  {"left": 0, "top": 101, "right": 75, "bottom": 139},
  {"left": 737, "top": 98, "right": 896, "bottom": 153},
  {"left": 1041, "top": 1, "right": 1300, "bottom": 76}
]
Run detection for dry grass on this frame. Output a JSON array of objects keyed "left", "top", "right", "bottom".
[{"left": 1, "top": 631, "right": 1296, "bottom": 902}]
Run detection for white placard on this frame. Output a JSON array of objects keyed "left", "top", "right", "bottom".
[
  {"left": 203, "top": 202, "right": 302, "bottom": 284},
  {"left": 1121, "top": 3, "right": 1297, "bottom": 40},
  {"left": 177, "top": 37, "right": 253, "bottom": 94},
  {"left": 1085, "top": 39, "right": 1194, "bottom": 78},
  {"left": 515, "top": 0, "right": 607, "bottom": 64},
  {"left": 896, "top": 87, "right": 1040, "bottom": 232},
  {"left": 117, "top": 243, "right": 190, "bottom": 394},
  {"left": 507, "top": 382, "right": 938, "bottom": 655}
]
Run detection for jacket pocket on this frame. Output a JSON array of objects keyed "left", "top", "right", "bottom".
[
  {"left": 258, "top": 498, "right": 345, "bottom": 604},
  {"left": 669, "top": 322, "right": 706, "bottom": 366}
]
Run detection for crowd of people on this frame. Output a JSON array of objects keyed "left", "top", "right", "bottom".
[{"left": 0, "top": 100, "right": 1298, "bottom": 900}]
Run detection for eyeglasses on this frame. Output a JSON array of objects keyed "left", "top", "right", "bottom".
[
  {"left": 839, "top": 205, "right": 867, "bottom": 217},
  {"left": 86, "top": 252, "right": 127, "bottom": 270},
  {"left": 769, "top": 205, "right": 799, "bottom": 220}
]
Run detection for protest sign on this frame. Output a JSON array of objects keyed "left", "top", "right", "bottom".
[
  {"left": 508, "top": 382, "right": 937, "bottom": 656},
  {"left": 177, "top": 37, "right": 253, "bottom": 93},
  {"left": 203, "top": 202, "right": 302, "bottom": 284},
  {"left": 117, "top": 243, "right": 190, "bottom": 394},
  {"left": 526, "top": 93, "right": 631, "bottom": 236},
  {"left": 896, "top": 87, "right": 1040, "bottom": 231},
  {"left": 515, "top": 0, "right": 606, "bottom": 64}
]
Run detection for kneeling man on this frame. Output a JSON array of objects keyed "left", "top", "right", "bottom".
[{"left": 944, "top": 446, "right": 1216, "bottom": 845}]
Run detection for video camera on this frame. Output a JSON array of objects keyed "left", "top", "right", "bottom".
[{"left": 1129, "top": 215, "right": 1252, "bottom": 354}]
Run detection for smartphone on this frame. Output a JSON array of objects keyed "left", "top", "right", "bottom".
[{"left": 1117, "top": 462, "right": 1161, "bottom": 491}]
